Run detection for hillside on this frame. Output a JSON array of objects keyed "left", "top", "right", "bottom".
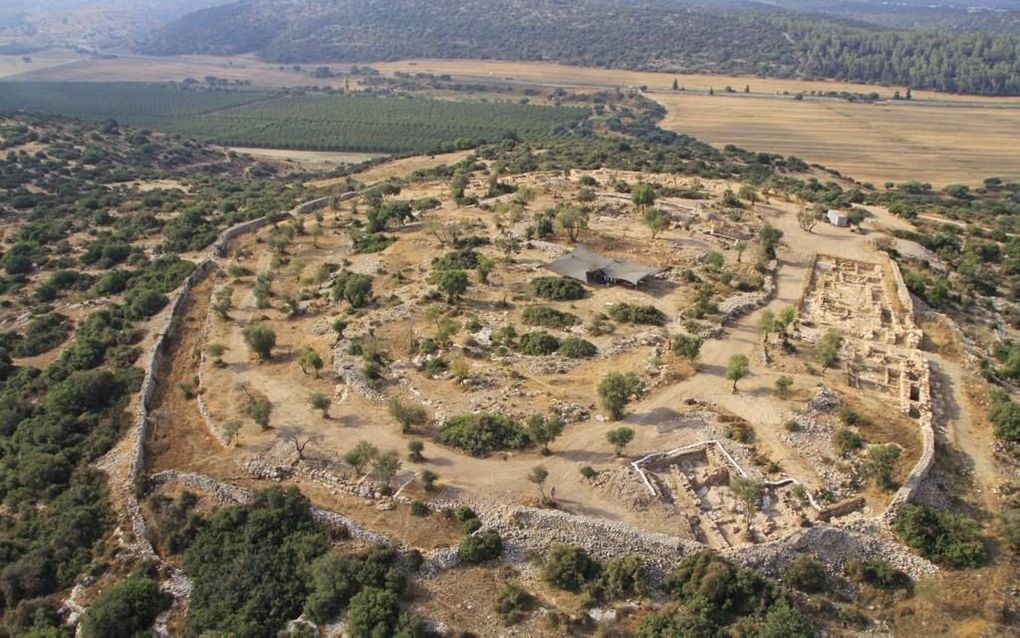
[{"left": 138, "top": 0, "right": 1020, "bottom": 95}]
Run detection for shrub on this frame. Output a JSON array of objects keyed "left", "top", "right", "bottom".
[
  {"left": 184, "top": 487, "right": 327, "bottom": 636},
  {"left": 10, "top": 312, "right": 71, "bottom": 357},
  {"left": 433, "top": 249, "right": 481, "bottom": 270},
  {"left": 438, "top": 413, "right": 528, "bottom": 457},
  {"left": 352, "top": 233, "right": 395, "bottom": 254},
  {"left": 542, "top": 544, "right": 601, "bottom": 592},
  {"left": 598, "top": 554, "right": 645, "bottom": 600},
  {"left": 833, "top": 428, "right": 863, "bottom": 456},
  {"left": 242, "top": 324, "right": 276, "bottom": 361},
  {"left": 531, "top": 276, "right": 585, "bottom": 300},
  {"left": 845, "top": 559, "right": 910, "bottom": 590},
  {"left": 453, "top": 505, "right": 477, "bottom": 522},
  {"left": 521, "top": 305, "right": 579, "bottom": 328},
  {"left": 892, "top": 504, "right": 987, "bottom": 568},
  {"left": 332, "top": 270, "right": 373, "bottom": 307},
  {"left": 495, "top": 583, "right": 532, "bottom": 625},
  {"left": 302, "top": 546, "right": 405, "bottom": 625},
  {"left": 579, "top": 465, "right": 597, "bottom": 479},
  {"left": 671, "top": 333, "right": 703, "bottom": 360},
  {"left": 608, "top": 302, "right": 666, "bottom": 325},
  {"left": 518, "top": 331, "right": 560, "bottom": 355},
  {"left": 662, "top": 551, "right": 776, "bottom": 625},
  {"left": 989, "top": 393, "right": 1020, "bottom": 442},
  {"left": 1004, "top": 508, "right": 1020, "bottom": 553},
  {"left": 558, "top": 337, "right": 597, "bottom": 358},
  {"left": 459, "top": 529, "right": 502, "bottom": 563},
  {"left": 410, "top": 500, "right": 430, "bottom": 517},
  {"left": 759, "top": 599, "right": 815, "bottom": 638},
  {"left": 345, "top": 588, "right": 402, "bottom": 637},
  {"left": 864, "top": 443, "right": 901, "bottom": 489},
  {"left": 79, "top": 576, "right": 171, "bottom": 638},
  {"left": 462, "top": 518, "right": 482, "bottom": 534},
  {"left": 783, "top": 555, "right": 828, "bottom": 593},
  {"left": 637, "top": 611, "right": 716, "bottom": 638},
  {"left": 430, "top": 268, "right": 469, "bottom": 303}
]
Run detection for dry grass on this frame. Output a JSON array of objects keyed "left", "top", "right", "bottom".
[
  {"left": 653, "top": 93, "right": 1020, "bottom": 187},
  {"left": 0, "top": 48, "right": 88, "bottom": 79},
  {"left": 230, "top": 147, "right": 386, "bottom": 171},
  {"left": 309, "top": 150, "right": 474, "bottom": 187}
]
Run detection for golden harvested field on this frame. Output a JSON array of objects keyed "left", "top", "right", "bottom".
[
  {"left": 370, "top": 59, "right": 1020, "bottom": 185},
  {"left": 0, "top": 48, "right": 89, "bottom": 79},
  {"left": 371, "top": 58, "right": 1020, "bottom": 104},
  {"left": 653, "top": 93, "right": 1020, "bottom": 186}
]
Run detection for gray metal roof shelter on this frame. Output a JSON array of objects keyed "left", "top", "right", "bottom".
[{"left": 543, "top": 244, "right": 663, "bottom": 287}]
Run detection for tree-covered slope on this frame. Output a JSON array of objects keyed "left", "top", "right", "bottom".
[{"left": 138, "top": 0, "right": 1020, "bottom": 95}]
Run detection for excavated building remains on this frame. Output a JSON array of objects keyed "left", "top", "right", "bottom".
[{"left": 795, "top": 255, "right": 936, "bottom": 515}]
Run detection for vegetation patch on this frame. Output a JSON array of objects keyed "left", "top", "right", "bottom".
[{"left": 438, "top": 413, "right": 529, "bottom": 456}]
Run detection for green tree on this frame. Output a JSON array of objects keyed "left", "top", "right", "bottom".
[
  {"left": 408, "top": 439, "right": 425, "bottom": 462},
  {"left": 554, "top": 205, "right": 589, "bottom": 243},
  {"left": 528, "top": 465, "right": 549, "bottom": 499},
  {"left": 430, "top": 268, "right": 469, "bottom": 303},
  {"left": 631, "top": 183, "right": 656, "bottom": 214},
  {"left": 370, "top": 450, "right": 401, "bottom": 489},
  {"left": 598, "top": 372, "right": 644, "bottom": 419},
  {"left": 476, "top": 254, "right": 494, "bottom": 284},
  {"left": 725, "top": 354, "right": 750, "bottom": 392},
  {"left": 212, "top": 285, "right": 233, "bottom": 319},
  {"left": 672, "top": 333, "right": 703, "bottom": 361},
  {"left": 815, "top": 328, "right": 844, "bottom": 373},
  {"left": 345, "top": 441, "right": 379, "bottom": 474},
  {"left": 864, "top": 443, "right": 901, "bottom": 489},
  {"left": 774, "top": 375, "right": 793, "bottom": 398},
  {"left": 309, "top": 392, "right": 330, "bottom": 417},
  {"left": 242, "top": 324, "right": 276, "bottom": 361},
  {"left": 759, "top": 223, "right": 783, "bottom": 259},
  {"left": 643, "top": 207, "right": 669, "bottom": 238},
  {"left": 730, "top": 476, "right": 764, "bottom": 526},
  {"left": 298, "top": 346, "right": 324, "bottom": 377},
  {"left": 526, "top": 414, "right": 565, "bottom": 455},
  {"left": 388, "top": 397, "right": 428, "bottom": 433},
  {"left": 607, "top": 427, "right": 635, "bottom": 456},
  {"left": 419, "top": 468, "right": 439, "bottom": 491}
]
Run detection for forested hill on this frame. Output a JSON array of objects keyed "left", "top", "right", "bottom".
[{"left": 138, "top": 0, "right": 1020, "bottom": 96}]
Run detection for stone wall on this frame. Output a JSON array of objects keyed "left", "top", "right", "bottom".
[
  {"left": 884, "top": 358, "right": 937, "bottom": 518},
  {"left": 113, "top": 194, "right": 354, "bottom": 633}
]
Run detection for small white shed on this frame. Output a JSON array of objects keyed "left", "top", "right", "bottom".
[{"left": 827, "top": 210, "right": 849, "bottom": 227}]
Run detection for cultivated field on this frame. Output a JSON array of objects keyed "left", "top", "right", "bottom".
[
  {"left": 372, "top": 59, "right": 1020, "bottom": 186},
  {"left": 653, "top": 93, "right": 1020, "bottom": 187},
  {"left": 0, "top": 83, "right": 588, "bottom": 153},
  {"left": 1, "top": 51, "right": 322, "bottom": 86},
  {"left": 7, "top": 53, "right": 1019, "bottom": 184},
  {"left": 370, "top": 58, "right": 1020, "bottom": 104}
]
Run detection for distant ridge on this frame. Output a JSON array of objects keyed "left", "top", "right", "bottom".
[{"left": 138, "top": 0, "right": 1020, "bottom": 96}]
